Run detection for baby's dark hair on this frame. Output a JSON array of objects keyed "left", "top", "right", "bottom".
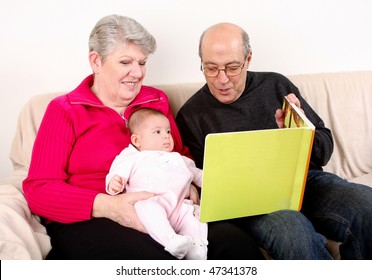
[{"left": 128, "top": 108, "right": 165, "bottom": 134}]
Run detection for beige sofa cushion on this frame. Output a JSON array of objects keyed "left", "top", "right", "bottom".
[
  {"left": 288, "top": 71, "right": 372, "bottom": 183},
  {"left": 155, "top": 82, "right": 204, "bottom": 117},
  {"left": 8, "top": 92, "right": 62, "bottom": 190}
]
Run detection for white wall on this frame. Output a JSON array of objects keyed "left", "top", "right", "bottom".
[{"left": 1, "top": 0, "right": 371, "bottom": 178}]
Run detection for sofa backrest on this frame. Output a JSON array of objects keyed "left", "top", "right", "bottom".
[
  {"left": 287, "top": 71, "right": 372, "bottom": 182},
  {"left": 10, "top": 92, "right": 62, "bottom": 174},
  {"left": 9, "top": 71, "right": 372, "bottom": 184}
]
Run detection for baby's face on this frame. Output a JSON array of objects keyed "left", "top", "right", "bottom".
[{"left": 135, "top": 114, "right": 174, "bottom": 152}]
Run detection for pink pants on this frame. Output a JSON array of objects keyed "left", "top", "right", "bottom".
[{"left": 135, "top": 196, "right": 207, "bottom": 249}]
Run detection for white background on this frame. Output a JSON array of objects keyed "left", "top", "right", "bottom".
[
  {"left": 2, "top": 260, "right": 370, "bottom": 279},
  {"left": 1, "top": 0, "right": 372, "bottom": 178}
]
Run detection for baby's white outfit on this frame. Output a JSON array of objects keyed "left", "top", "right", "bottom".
[{"left": 106, "top": 144, "right": 208, "bottom": 259}]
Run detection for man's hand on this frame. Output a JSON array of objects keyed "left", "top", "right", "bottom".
[
  {"left": 188, "top": 183, "right": 200, "bottom": 205},
  {"left": 275, "top": 93, "right": 303, "bottom": 128}
]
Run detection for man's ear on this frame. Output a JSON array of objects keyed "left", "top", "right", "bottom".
[
  {"left": 246, "top": 50, "right": 253, "bottom": 68},
  {"left": 89, "top": 51, "right": 102, "bottom": 74},
  {"left": 131, "top": 134, "right": 141, "bottom": 149}
]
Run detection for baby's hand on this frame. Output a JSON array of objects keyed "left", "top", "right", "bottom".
[{"left": 108, "top": 175, "right": 126, "bottom": 194}]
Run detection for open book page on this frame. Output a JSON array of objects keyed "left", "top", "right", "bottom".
[{"left": 283, "top": 96, "right": 315, "bottom": 129}]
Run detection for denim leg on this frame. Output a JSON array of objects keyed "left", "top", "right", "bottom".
[
  {"left": 302, "top": 170, "right": 372, "bottom": 259},
  {"left": 234, "top": 210, "right": 332, "bottom": 259}
]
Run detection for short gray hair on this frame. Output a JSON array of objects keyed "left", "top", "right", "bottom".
[
  {"left": 89, "top": 15, "right": 157, "bottom": 61},
  {"left": 198, "top": 26, "right": 251, "bottom": 59}
]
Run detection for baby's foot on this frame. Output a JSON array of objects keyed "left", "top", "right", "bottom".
[
  {"left": 164, "top": 234, "right": 191, "bottom": 259},
  {"left": 185, "top": 238, "right": 208, "bottom": 260}
]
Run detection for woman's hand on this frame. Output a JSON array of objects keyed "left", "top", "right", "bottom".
[{"left": 92, "top": 192, "right": 155, "bottom": 233}]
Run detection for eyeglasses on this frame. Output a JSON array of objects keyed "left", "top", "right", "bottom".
[{"left": 200, "top": 59, "right": 247, "bottom": 77}]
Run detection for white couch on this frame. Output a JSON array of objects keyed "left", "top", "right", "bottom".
[{"left": 1, "top": 70, "right": 371, "bottom": 259}]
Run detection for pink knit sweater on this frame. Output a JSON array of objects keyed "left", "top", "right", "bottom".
[{"left": 23, "top": 75, "right": 189, "bottom": 223}]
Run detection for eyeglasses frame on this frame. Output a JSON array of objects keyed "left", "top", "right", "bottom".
[{"left": 200, "top": 57, "right": 248, "bottom": 77}]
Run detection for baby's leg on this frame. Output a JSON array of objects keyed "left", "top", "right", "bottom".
[
  {"left": 176, "top": 203, "right": 208, "bottom": 260},
  {"left": 135, "top": 199, "right": 190, "bottom": 259}
]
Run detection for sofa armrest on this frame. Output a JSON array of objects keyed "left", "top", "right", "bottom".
[
  {"left": 0, "top": 92, "right": 61, "bottom": 259},
  {"left": 0, "top": 183, "right": 51, "bottom": 259}
]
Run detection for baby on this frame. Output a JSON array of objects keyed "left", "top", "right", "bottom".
[{"left": 106, "top": 108, "right": 207, "bottom": 259}]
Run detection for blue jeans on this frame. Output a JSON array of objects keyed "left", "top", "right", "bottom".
[{"left": 233, "top": 170, "right": 372, "bottom": 259}]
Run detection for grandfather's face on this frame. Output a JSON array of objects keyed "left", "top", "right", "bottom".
[
  {"left": 201, "top": 28, "right": 251, "bottom": 104},
  {"left": 92, "top": 43, "right": 148, "bottom": 109}
]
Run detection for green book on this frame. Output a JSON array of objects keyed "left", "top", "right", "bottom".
[{"left": 199, "top": 97, "right": 315, "bottom": 222}]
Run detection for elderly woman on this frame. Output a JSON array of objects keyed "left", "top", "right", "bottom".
[{"left": 23, "top": 15, "right": 263, "bottom": 260}]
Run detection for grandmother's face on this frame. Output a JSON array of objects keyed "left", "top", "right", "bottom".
[{"left": 91, "top": 43, "right": 148, "bottom": 108}]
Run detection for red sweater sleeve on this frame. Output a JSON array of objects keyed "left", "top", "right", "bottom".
[{"left": 23, "top": 99, "right": 99, "bottom": 223}]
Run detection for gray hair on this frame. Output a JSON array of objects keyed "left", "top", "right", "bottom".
[
  {"left": 198, "top": 26, "right": 251, "bottom": 59},
  {"left": 89, "top": 15, "right": 157, "bottom": 61}
]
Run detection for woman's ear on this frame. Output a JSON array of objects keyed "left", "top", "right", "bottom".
[
  {"left": 131, "top": 134, "right": 141, "bottom": 149},
  {"left": 89, "top": 51, "right": 102, "bottom": 74}
]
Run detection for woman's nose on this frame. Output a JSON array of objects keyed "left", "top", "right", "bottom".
[{"left": 129, "top": 63, "right": 143, "bottom": 78}]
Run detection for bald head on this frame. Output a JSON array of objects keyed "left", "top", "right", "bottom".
[{"left": 198, "top": 22, "right": 251, "bottom": 60}]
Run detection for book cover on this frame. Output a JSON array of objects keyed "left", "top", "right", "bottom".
[{"left": 199, "top": 97, "right": 315, "bottom": 222}]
